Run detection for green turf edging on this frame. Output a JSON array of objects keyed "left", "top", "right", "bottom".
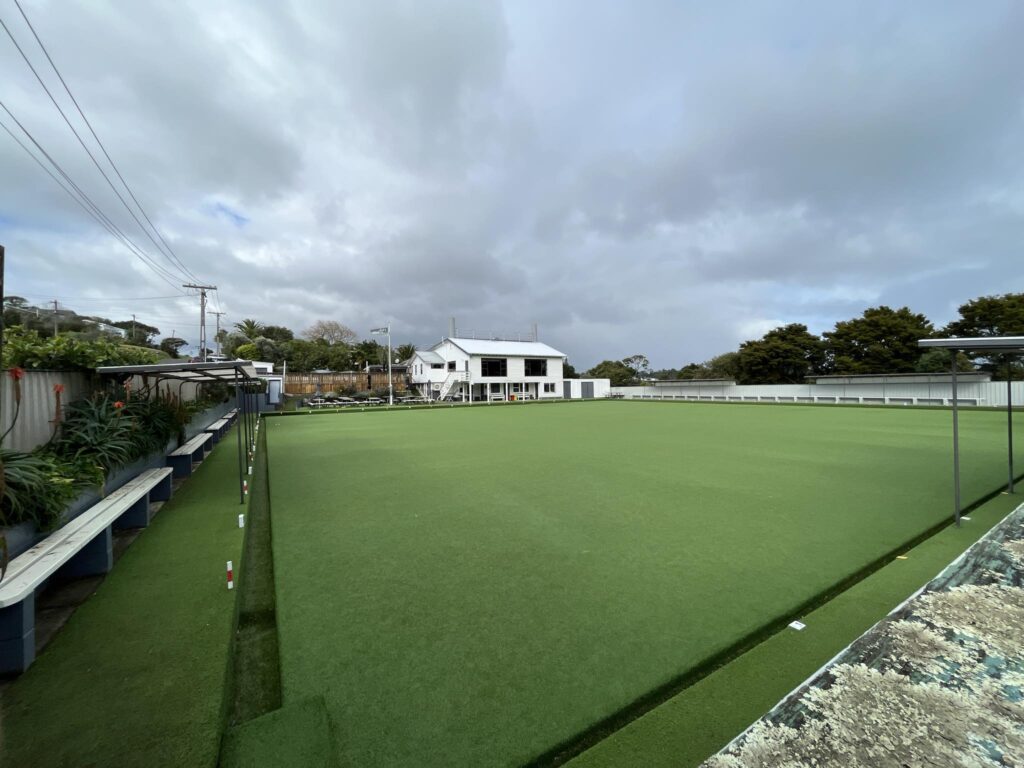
[
  {"left": 565, "top": 491, "right": 1024, "bottom": 768},
  {"left": 220, "top": 419, "right": 283, "bottom": 733}
]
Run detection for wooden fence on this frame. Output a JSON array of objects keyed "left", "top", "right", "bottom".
[{"left": 285, "top": 372, "right": 410, "bottom": 395}]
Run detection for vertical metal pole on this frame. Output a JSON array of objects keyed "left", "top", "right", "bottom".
[
  {"left": 951, "top": 351, "right": 961, "bottom": 526},
  {"left": 235, "top": 369, "right": 244, "bottom": 504},
  {"left": 387, "top": 327, "right": 393, "bottom": 406},
  {"left": 1009, "top": 359, "right": 1014, "bottom": 494}
]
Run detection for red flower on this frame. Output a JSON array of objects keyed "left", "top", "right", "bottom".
[
  {"left": 114, "top": 401, "right": 125, "bottom": 409},
  {"left": 8, "top": 367, "right": 24, "bottom": 381},
  {"left": 54, "top": 383, "right": 65, "bottom": 394}
]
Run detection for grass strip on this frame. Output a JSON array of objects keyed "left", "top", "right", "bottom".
[
  {"left": 564, "top": 491, "right": 1023, "bottom": 768},
  {"left": 0, "top": 428, "right": 246, "bottom": 768}
]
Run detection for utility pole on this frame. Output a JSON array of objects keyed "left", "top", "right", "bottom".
[
  {"left": 183, "top": 283, "right": 216, "bottom": 362},
  {"left": 52, "top": 299, "right": 58, "bottom": 336},
  {"left": 131, "top": 313, "right": 136, "bottom": 343},
  {"left": 211, "top": 311, "right": 226, "bottom": 356}
]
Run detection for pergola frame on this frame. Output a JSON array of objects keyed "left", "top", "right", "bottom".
[
  {"left": 917, "top": 336, "right": 1023, "bottom": 526},
  {"left": 96, "top": 361, "right": 260, "bottom": 504}
]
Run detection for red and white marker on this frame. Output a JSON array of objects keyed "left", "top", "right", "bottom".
[
  {"left": 243, "top": 480, "right": 249, "bottom": 495},
  {"left": 226, "top": 560, "right": 234, "bottom": 590}
]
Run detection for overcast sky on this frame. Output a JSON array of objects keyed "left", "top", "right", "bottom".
[{"left": 2, "top": 1, "right": 1022, "bottom": 368}]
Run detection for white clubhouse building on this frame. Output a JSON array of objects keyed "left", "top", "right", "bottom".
[{"left": 409, "top": 337, "right": 571, "bottom": 401}]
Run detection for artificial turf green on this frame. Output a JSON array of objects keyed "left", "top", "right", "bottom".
[
  {"left": 266, "top": 401, "right": 1022, "bottom": 767},
  {"left": 0, "top": 430, "right": 247, "bottom": 768},
  {"left": 566, "top": 491, "right": 1024, "bottom": 767}
]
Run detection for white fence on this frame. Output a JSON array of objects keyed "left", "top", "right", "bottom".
[
  {"left": 612, "top": 381, "right": 1024, "bottom": 408},
  {"left": 0, "top": 371, "right": 93, "bottom": 452}
]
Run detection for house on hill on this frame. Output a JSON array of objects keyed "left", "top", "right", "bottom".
[{"left": 409, "top": 337, "right": 568, "bottom": 401}]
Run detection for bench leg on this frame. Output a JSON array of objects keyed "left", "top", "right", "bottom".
[
  {"left": 62, "top": 527, "right": 113, "bottom": 579},
  {"left": 115, "top": 495, "right": 151, "bottom": 529},
  {"left": 0, "top": 594, "right": 35, "bottom": 675},
  {"left": 167, "top": 454, "right": 193, "bottom": 479},
  {"left": 150, "top": 472, "right": 173, "bottom": 503}
]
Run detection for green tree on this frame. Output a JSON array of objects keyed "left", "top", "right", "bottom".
[
  {"left": 563, "top": 360, "right": 579, "bottom": 379},
  {"left": 235, "top": 342, "right": 259, "bottom": 360},
  {"left": 159, "top": 337, "right": 188, "bottom": 358},
  {"left": 915, "top": 348, "right": 974, "bottom": 373},
  {"left": 261, "top": 325, "right": 295, "bottom": 343},
  {"left": 622, "top": 354, "right": 651, "bottom": 378},
  {"left": 353, "top": 339, "right": 384, "bottom": 368},
  {"left": 233, "top": 318, "right": 264, "bottom": 341},
  {"left": 737, "top": 324, "right": 824, "bottom": 384},
  {"left": 221, "top": 332, "right": 248, "bottom": 358},
  {"left": 823, "top": 306, "right": 933, "bottom": 374},
  {"left": 396, "top": 343, "right": 417, "bottom": 362},
  {"left": 586, "top": 360, "right": 637, "bottom": 386},
  {"left": 945, "top": 293, "right": 1024, "bottom": 338}
]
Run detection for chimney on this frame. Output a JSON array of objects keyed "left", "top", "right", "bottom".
[{"left": 449, "top": 317, "right": 456, "bottom": 338}]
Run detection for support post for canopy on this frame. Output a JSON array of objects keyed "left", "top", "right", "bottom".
[
  {"left": 1009, "top": 358, "right": 1015, "bottom": 495},
  {"left": 951, "top": 351, "right": 961, "bottom": 527},
  {"left": 235, "top": 368, "right": 244, "bottom": 504}
]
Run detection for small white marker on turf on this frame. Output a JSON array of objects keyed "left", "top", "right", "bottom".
[
  {"left": 226, "top": 561, "right": 234, "bottom": 590},
  {"left": 238, "top": 514, "right": 245, "bottom": 528},
  {"left": 788, "top": 620, "right": 806, "bottom": 631},
  {"left": 962, "top": 516, "right": 971, "bottom": 521}
]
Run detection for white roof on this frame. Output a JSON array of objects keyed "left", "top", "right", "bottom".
[
  {"left": 437, "top": 337, "right": 566, "bottom": 358},
  {"left": 412, "top": 350, "right": 445, "bottom": 364}
]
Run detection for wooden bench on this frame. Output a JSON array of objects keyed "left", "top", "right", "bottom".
[
  {"left": 166, "top": 432, "right": 213, "bottom": 478},
  {"left": 204, "top": 417, "right": 231, "bottom": 443},
  {"left": 0, "top": 468, "right": 173, "bottom": 674}
]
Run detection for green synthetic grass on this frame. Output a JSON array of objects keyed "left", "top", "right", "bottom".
[
  {"left": 267, "top": 401, "right": 1022, "bottom": 767},
  {"left": 0, "top": 431, "right": 247, "bottom": 768},
  {"left": 566, "top": 492, "right": 1024, "bottom": 768}
]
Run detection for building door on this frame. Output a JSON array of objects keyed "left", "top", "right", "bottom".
[
  {"left": 563, "top": 381, "right": 572, "bottom": 399},
  {"left": 582, "top": 381, "right": 594, "bottom": 399},
  {"left": 267, "top": 378, "right": 281, "bottom": 404}
]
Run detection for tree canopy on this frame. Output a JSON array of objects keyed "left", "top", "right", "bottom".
[
  {"left": 303, "top": 320, "right": 357, "bottom": 346},
  {"left": 737, "top": 324, "right": 823, "bottom": 384},
  {"left": 823, "top": 306, "right": 933, "bottom": 374}
]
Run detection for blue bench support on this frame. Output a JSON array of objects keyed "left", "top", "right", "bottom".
[
  {"left": 167, "top": 433, "right": 213, "bottom": 479},
  {"left": 0, "top": 594, "right": 35, "bottom": 675},
  {"left": 60, "top": 528, "right": 114, "bottom": 579}
]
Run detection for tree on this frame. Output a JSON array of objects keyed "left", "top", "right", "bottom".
[
  {"left": 234, "top": 318, "right": 264, "bottom": 341},
  {"left": 395, "top": 343, "right": 417, "bottom": 362},
  {"left": 915, "top": 348, "right": 974, "bottom": 373},
  {"left": 586, "top": 360, "right": 637, "bottom": 386},
  {"left": 353, "top": 339, "right": 384, "bottom": 368},
  {"left": 221, "top": 332, "right": 248, "bottom": 358},
  {"left": 737, "top": 324, "right": 824, "bottom": 384},
  {"left": 111, "top": 319, "right": 160, "bottom": 347},
  {"left": 261, "top": 325, "right": 294, "bottom": 343},
  {"left": 622, "top": 354, "right": 651, "bottom": 378},
  {"left": 944, "top": 293, "right": 1024, "bottom": 377},
  {"left": 159, "top": 337, "right": 188, "bottom": 358},
  {"left": 303, "top": 320, "right": 357, "bottom": 345},
  {"left": 945, "top": 293, "right": 1024, "bottom": 338},
  {"left": 823, "top": 306, "right": 933, "bottom": 374},
  {"left": 235, "top": 342, "right": 259, "bottom": 361},
  {"left": 563, "top": 360, "right": 579, "bottom": 379}
]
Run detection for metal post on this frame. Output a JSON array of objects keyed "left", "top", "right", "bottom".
[
  {"left": 1009, "top": 359, "right": 1015, "bottom": 494},
  {"left": 951, "top": 351, "right": 961, "bottom": 526},
  {"left": 235, "top": 369, "right": 244, "bottom": 504},
  {"left": 387, "top": 328, "right": 393, "bottom": 406}
]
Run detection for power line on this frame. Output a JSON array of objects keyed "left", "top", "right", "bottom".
[
  {"left": 11, "top": 0, "right": 201, "bottom": 284},
  {"left": 0, "top": 12, "right": 194, "bottom": 286},
  {"left": 0, "top": 99, "right": 187, "bottom": 292},
  {"left": 13, "top": 293, "right": 184, "bottom": 302}
]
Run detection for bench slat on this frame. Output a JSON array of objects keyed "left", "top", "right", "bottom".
[
  {"left": 0, "top": 468, "right": 172, "bottom": 607},
  {"left": 169, "top": 432, "right": 212, "bottom": 457}
]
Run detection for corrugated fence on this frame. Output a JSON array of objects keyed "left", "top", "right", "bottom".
[{"left": 0, "top": 370, "right": 93, "bottom": 452}]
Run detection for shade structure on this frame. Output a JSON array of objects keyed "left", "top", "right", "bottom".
[
  {"left": 96, "top": 360, "right": 262, "bottom": 504},
  {"left": 917, "top": 337, "right": 1024, "bottom": 525}
]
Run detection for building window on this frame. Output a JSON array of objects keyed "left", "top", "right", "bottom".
[
  {"left": 524, "top": 359, "right": 547, "bottom": 376},
  {"left": 512, "top": 382, "right": 523, "bottom": 392},
  {"left": 543, "top": 383, "right": 556, "bottom": 393},
  {"left": 431, "top": 363, "right": 444, "bottom": 369},
  {"left": 448, "top": 361, "right": 456, "bottom": 371},
  {"left": 480, "top": 358, "right": 507, "bottom": 376},
  {"left": 490, "top": 383, "right": 502, "bottom": 393}
]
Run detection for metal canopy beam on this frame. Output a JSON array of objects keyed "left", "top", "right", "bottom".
[{"left": 918, "top": 336, "right": 1023, "bottom": 527}]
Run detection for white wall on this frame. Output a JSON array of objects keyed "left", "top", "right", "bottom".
[
  {"left": 612, "top": 380, "right": 1024, "bottom": 407},
  {"left": 0, "top": 371, "right": 91, "bottom": 452},
  {"left": 564, "top": 378, "right": 611, "bottom": 399}
]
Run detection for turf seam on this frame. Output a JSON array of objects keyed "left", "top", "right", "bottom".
[{"left": 530, "top": 471, "right": 1024, "bottom": 768}]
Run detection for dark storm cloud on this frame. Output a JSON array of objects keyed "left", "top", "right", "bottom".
[{"left": 2, "top": 1, "right": 1023, "bottom": 368}]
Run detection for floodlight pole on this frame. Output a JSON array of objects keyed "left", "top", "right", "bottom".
[
  {"left": 951, "top": 351, "right": 961, "bottom": 527},
  {"left": 235, "top": 368, "right": 244, "bottom": 504},
  {"left": 371, "top": 325, "right": 393, "bottom": 405}
]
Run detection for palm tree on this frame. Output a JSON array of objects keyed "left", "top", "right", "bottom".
[
  {"left": 396, "top": 343, "right": 417, "bottom": 362},
  {"left": 234, "top": 318, "right": 264, "bottom": 341}
]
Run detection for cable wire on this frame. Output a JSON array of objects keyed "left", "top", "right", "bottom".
[{"left": 12, "top": 0, "right": 201, "bottom": 284}]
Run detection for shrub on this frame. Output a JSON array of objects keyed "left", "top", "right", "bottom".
[
  {"left": 0, "top": 448, "right": 103, "bottom": 530},
  {"left": 1, "top": 327, "right": 161, "bottom": 371}
]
